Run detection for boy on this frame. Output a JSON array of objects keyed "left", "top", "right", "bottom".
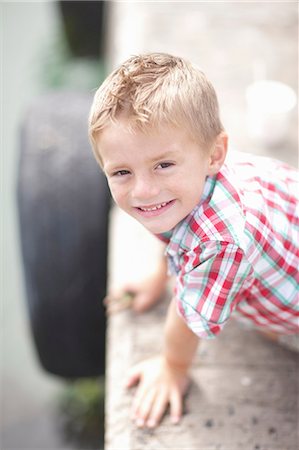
[{"left": 88, "top": 53, "right": 299, "bottom": 429}]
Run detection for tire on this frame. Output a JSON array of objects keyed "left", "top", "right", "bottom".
[
  {"left": 58, "top": 1, "right": 106, "bottom": 58},
  {"left": 17, "top": 91, "right": 110, "bottom": 378}
]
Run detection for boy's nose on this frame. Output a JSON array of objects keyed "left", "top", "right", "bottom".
[{"left": 132, "top": 176, "right": 160, "bottom": 202}]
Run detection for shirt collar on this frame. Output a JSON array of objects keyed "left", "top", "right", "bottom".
[{"left": 164, "top": 174, "right": 217, "bottom": 257}]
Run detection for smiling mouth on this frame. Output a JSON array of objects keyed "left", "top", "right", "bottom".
[
  {"left": 134, "top": 200, "right": 175, "bottom": 215},
  {"left": 137, "top": 201, "right": 171, "bottom": 212}
]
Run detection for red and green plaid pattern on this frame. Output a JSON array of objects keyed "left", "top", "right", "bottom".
[{"left": 158, "top": 153, "right": 299, "bottom": 338}]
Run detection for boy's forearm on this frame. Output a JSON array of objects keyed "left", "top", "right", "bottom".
[{"left": 163, "top": 298, "right": 199, "bottom": 370}]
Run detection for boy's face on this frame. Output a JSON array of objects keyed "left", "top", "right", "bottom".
[{"left": 97, "top": 121, "right": 221, "bottom": 234}]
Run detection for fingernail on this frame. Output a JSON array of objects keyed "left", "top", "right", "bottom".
[
  {"left": 147, "top": 419, "right": 156, "bottom": 428},
  {"left": 171, "top": 416, "right": 180, "bottom": 425},
  {"left": 136, "top": 418, "right": 144, "bottom": 427}
]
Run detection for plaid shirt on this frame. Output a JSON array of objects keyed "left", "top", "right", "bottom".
[{"left": 158, "top": 152, "right": 299, "bottom": 338}]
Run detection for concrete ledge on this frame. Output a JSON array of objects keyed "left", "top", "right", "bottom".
[{"left": 105, "top": 207, "right": 299, "bottom": 450}]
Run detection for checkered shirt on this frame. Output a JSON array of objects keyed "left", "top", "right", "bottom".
[{"left": 157, "top": 152, "right": 299, "bottom": 339}]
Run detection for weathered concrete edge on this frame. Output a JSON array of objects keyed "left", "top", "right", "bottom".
[
  {"left": 105, "top": 309, "right": 133, "bottom": 450},
  {"left": 104, "top": 206, "right": 164, "bottom": 450}
]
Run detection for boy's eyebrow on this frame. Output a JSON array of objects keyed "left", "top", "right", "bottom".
[
  {"left": 149, "top": 150, "right": 178, "bottom": 162},
  {"left": 103, "top": 162, "right": 124, "bottom": 173}
]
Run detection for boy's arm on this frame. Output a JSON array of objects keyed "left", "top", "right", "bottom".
[
  {"left": 164, "top": 297, "right": 199, "bottom": 369},
  {"left": 125, "top": 297, "right": 199, "bottom": 428}
]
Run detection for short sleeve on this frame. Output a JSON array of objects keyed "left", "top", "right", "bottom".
[{"left": 175, "top": 241, "right": 253, "bottom": 339}]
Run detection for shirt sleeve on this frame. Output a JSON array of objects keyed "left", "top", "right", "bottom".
[{"left": 175, "top": 241, "right": 253, "bottom": 339}]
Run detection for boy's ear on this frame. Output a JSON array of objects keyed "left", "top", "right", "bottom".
[{"left": 208, "top": 132, "right": 228, "bottom": 175}]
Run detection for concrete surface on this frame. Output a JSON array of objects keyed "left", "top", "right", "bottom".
[{"left": 106, "top": 299, "right": 298, "bottom": 450}]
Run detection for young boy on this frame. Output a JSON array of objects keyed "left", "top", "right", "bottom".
[{"left": 88, "top": 53, "right": 299, "bottom": 429}]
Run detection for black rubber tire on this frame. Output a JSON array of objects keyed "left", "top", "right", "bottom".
[
  {"left": 17, "top": 91, "right": 110, "bottom": 378},
  {"left": 58, "top": 1, "right": 106, "bottom": 58}
]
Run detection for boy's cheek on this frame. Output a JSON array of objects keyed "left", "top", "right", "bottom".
[
  {"left": 106, "top": 178, "right": 118, "bottom": 195},
  {"left": 108, "top": 188, "right": 124, "bottom": 209},
  {"left": 105, "top": 183, "right": 131, "bottom": 212}
]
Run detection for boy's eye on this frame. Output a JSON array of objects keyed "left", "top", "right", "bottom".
[
  {"left": 156, "top": 162, "right": 174, "bottom": 170},
  {"left": 112, "top": 169, "right": 130, "bottom": 177}
]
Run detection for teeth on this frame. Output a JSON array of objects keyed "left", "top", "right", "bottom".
[{"left": 140, "top": 202, "right": 168, "bottom": 212}]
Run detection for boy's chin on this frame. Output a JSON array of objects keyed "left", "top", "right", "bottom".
[{"left": 138, "top": 220, "right": 175, "bottom": 235}]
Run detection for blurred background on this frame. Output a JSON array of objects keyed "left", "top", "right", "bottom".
[{"left": 1, "top": 1, "right": 297, "bottom": 449}]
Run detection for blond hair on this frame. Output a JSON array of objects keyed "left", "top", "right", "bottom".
[{"left": 89, "top": 53, "right": 224, "bottom": 164}]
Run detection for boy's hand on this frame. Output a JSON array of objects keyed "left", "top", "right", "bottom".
[
  {"left": 104, "top": 288, "right": 135, "bottom": 314},
  {"left": 104, "top": 273, "right": 168, "bottom": 314},
  {"left": 125, "top": 355, "right": 190, "bottom": 428},
  {"left": 105, "top": 254, "right": 169, "bottom": 314}
]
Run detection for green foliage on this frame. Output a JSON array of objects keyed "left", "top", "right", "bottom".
[
  {"left": 39, "top": 30, "right": 106, "bottom": 91},
  {"left": 57, "top": 377, "right": 105, "bottom": 449}
]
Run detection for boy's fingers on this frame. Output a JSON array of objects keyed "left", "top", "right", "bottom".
[
  {"left": 103, "top": 287, "right": 123, "bottom": 303},
  {"left": 103, "top": 291, "right": 135, "bottom": 314},
  {"left": 131, "top": 380, "right": 148, "bottom": 412},
  {"left": 146, "top": 387, "right": 169, "bottom": 428},
  {"left": 103, "top": 292, "right": 131, "bottom": 305},
  {"left": 169, "top": 390, "right": 183, "bottom": 424},
  {"left": 125, "top": 364, "right": 142, "bottom": 389},
  {"left": 133, "top": 387, "right": 156, "bottom": 426},
  {"left": 106, "top": 301, "right": 131, "bottom": 314}
]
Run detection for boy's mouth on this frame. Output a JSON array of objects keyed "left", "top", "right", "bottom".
[{"left": 134, "top": 200, "right": 175, "bottom": 216}]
